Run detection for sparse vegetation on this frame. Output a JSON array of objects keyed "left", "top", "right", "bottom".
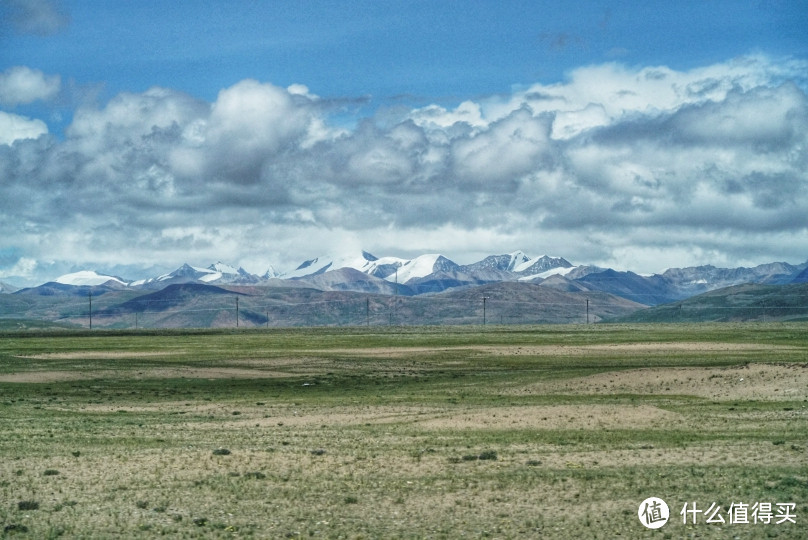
[{"left": 0, "top": 323, "right": 806, "bottom": 538}]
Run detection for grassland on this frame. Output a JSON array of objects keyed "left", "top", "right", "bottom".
[{"left": 0, "top": 323, "right": 806, "bottom": 538}]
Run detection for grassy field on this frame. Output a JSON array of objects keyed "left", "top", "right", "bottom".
[{"left": 0, "top": 324, "right": 806, "bottom": 538}]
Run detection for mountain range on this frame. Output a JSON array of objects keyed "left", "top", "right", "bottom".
[
  {"left": 2, "top": 250, "right": 807, "bottom": 328},
  {"left": 6, "top": 250, "right": 808, "bottom": 304}
]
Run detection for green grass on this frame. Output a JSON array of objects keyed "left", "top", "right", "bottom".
[{"left": 1, "top": 323, "right": 806, "bottom": 538}]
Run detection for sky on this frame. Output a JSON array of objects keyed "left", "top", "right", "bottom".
[{"left": 1, "top": 0, "right": 807, "bottom": 285}]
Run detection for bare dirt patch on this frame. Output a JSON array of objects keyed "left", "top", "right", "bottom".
[
  {"left": 508, "top": 440, "right": 808, "bottom": 469},
  {"left": 0, "top": 366, "right": 290, "bottom": 383},
  {"left": 15, "top": 350, "right": 184, "bottom": 360},
  {"left": 0, "top": 370, "right": 98, "bottom": 383},
  {"left": 186, "top": 403, "right": 681, "bottom": 431},
  {"left": 484, "top": 342, "right": 803, "bottom": 356},
  {"left": 513, "top": 363, "right": 808, "bottom": 400},
  {"left": 417, "top": 404, "right": 679, "bottom": 430},
  {"left": 311, "top": 342, "right": 802, "bottom": 358}
]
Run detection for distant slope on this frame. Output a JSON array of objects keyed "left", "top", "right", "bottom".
[
  {"left": 293, "top": 267, "right": 407, "bottom": 295},
  {"left": 6, "top": 281, "right": 642, "bottom": 329},
  {"left": 0, "top": 318, "right": 79, "bottom": 331},
  {"left": 432, "top": 281, "right": 645, "bottom": 324},
  {"left": 577, "top": 269, "right": 679, "bottom": 305},
  {"left": 8, "top": 276, "right": 807, "bottom": 328},
  {"left": 100, "top": 283, "right": 247, "bottom": 328},
  {"left": 793, "top": 266, "right": 808, "bottom": 283},
  {"left": 613, "top": 282, "right": 808, "bottom": 323}
]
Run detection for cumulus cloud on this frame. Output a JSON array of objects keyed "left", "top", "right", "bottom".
[
  {"left": 0, "top": 66, "right": 61, "bottom": 106},
  {"left": 1, "top": 55, "right": 807, "bottom": 280}
]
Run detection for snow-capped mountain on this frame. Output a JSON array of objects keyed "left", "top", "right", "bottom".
[
  {"left": 516, "top": 255, "right": 574, "bottom": 276},
  {"left": 283, "top": 251, "right": 407, "bottom": 280},
  {"left": 462, "top": 252, "right": 572, "bottom": 280},
  {"left": 285, "top": 251, "right": 573, "bottom": 283},
  {"left": 133, "top": 262, "right": 261, "bottom": 289},
  {"left": 161, "top": 264, "right": 221, "bottom": 283},
  {"left": 456, "top": 251, "right": 528, "bottom": 275},
  {"left": 262, "top": 265, "right": 282, "bottom": 279},
  {"left": 391, "top": 254, "right": 455, "bottom": 283},
  {"left": 55, "top": 270, "right": 128, "bottom": 287}
]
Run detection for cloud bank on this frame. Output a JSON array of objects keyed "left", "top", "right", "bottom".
[{"left": 1, "top": 55, "right": 806, "bottom": 282}]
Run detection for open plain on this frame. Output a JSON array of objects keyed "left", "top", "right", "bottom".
[{"left": 0, "top": 323, "right": 806, "bottom": 538}]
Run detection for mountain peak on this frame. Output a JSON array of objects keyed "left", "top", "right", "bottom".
[{"left": 208, "top": 261, "right": 240, "bottom": 275}]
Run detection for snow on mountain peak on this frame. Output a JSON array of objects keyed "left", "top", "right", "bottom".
[
  {"left": 508, "top": 250, "right": 530, "bottom": 263},
  {"left": 387, "top": 254, "right": 444, "bottom": 283},
  {"left": 509, "top": 251, "right": 534, "bottom": 273},
  {"left": 263, "top": 265, "right": 282, "bottom": 279},
  {"left": 208, "top": 261, "right": 240, "bottom": 275},
  {"left": 55, "top": 270, "right": 127, "bottom": 287},
  {"left": 285, "top": 251, "right": 395, "bottom": 279}
]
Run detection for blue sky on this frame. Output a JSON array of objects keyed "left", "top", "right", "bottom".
[
  {"left": 7, "top": 1, "right": 807, "bottom": 119},
  {"left": 1, "top": 0, "right": 807, "bottom": 284}
]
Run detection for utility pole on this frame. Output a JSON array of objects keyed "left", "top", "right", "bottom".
[
  {"left": 393, "top": 268, "right": 398, "bottom": 325},
  {"left": 235, "top": 296, "right": 239, "bottom": 328},
  {"left": 266, "top": 309, "right": 269, "bottom": 328},
  {"left": 88, "top": 291, "right": 92, "bottom": 330},
  {"left": 482, "top": 296, "right": 489, "bottom": 326},
  {"left": 586, "top": 298, "right": 589, "bottom": 324}
]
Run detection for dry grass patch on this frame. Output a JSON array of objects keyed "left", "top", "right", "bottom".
[{"left": 2, "top": 325, "right": 807, "bottom": 539}]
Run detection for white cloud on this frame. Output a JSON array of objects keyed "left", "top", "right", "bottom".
[
  {"left": 207, "top": 80, "right": 309, "bottom": 154},
  {"left": 409, "top": 100, "right": 486, "bottom": 130},
  {"left": 0, "top": 66, "right": 61, "bottom": 106},
  {"left": 451, "top": 108, "right": 554, "bottom": 185},
  {"left": 425, "top": 54, "right": 807, "bottom": 141},
  {"left": 1, "top": 55, "right": 806, "bottom": 279},
  {"left": 0, "top": 110, "right": 48, "bottom": 144}
]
